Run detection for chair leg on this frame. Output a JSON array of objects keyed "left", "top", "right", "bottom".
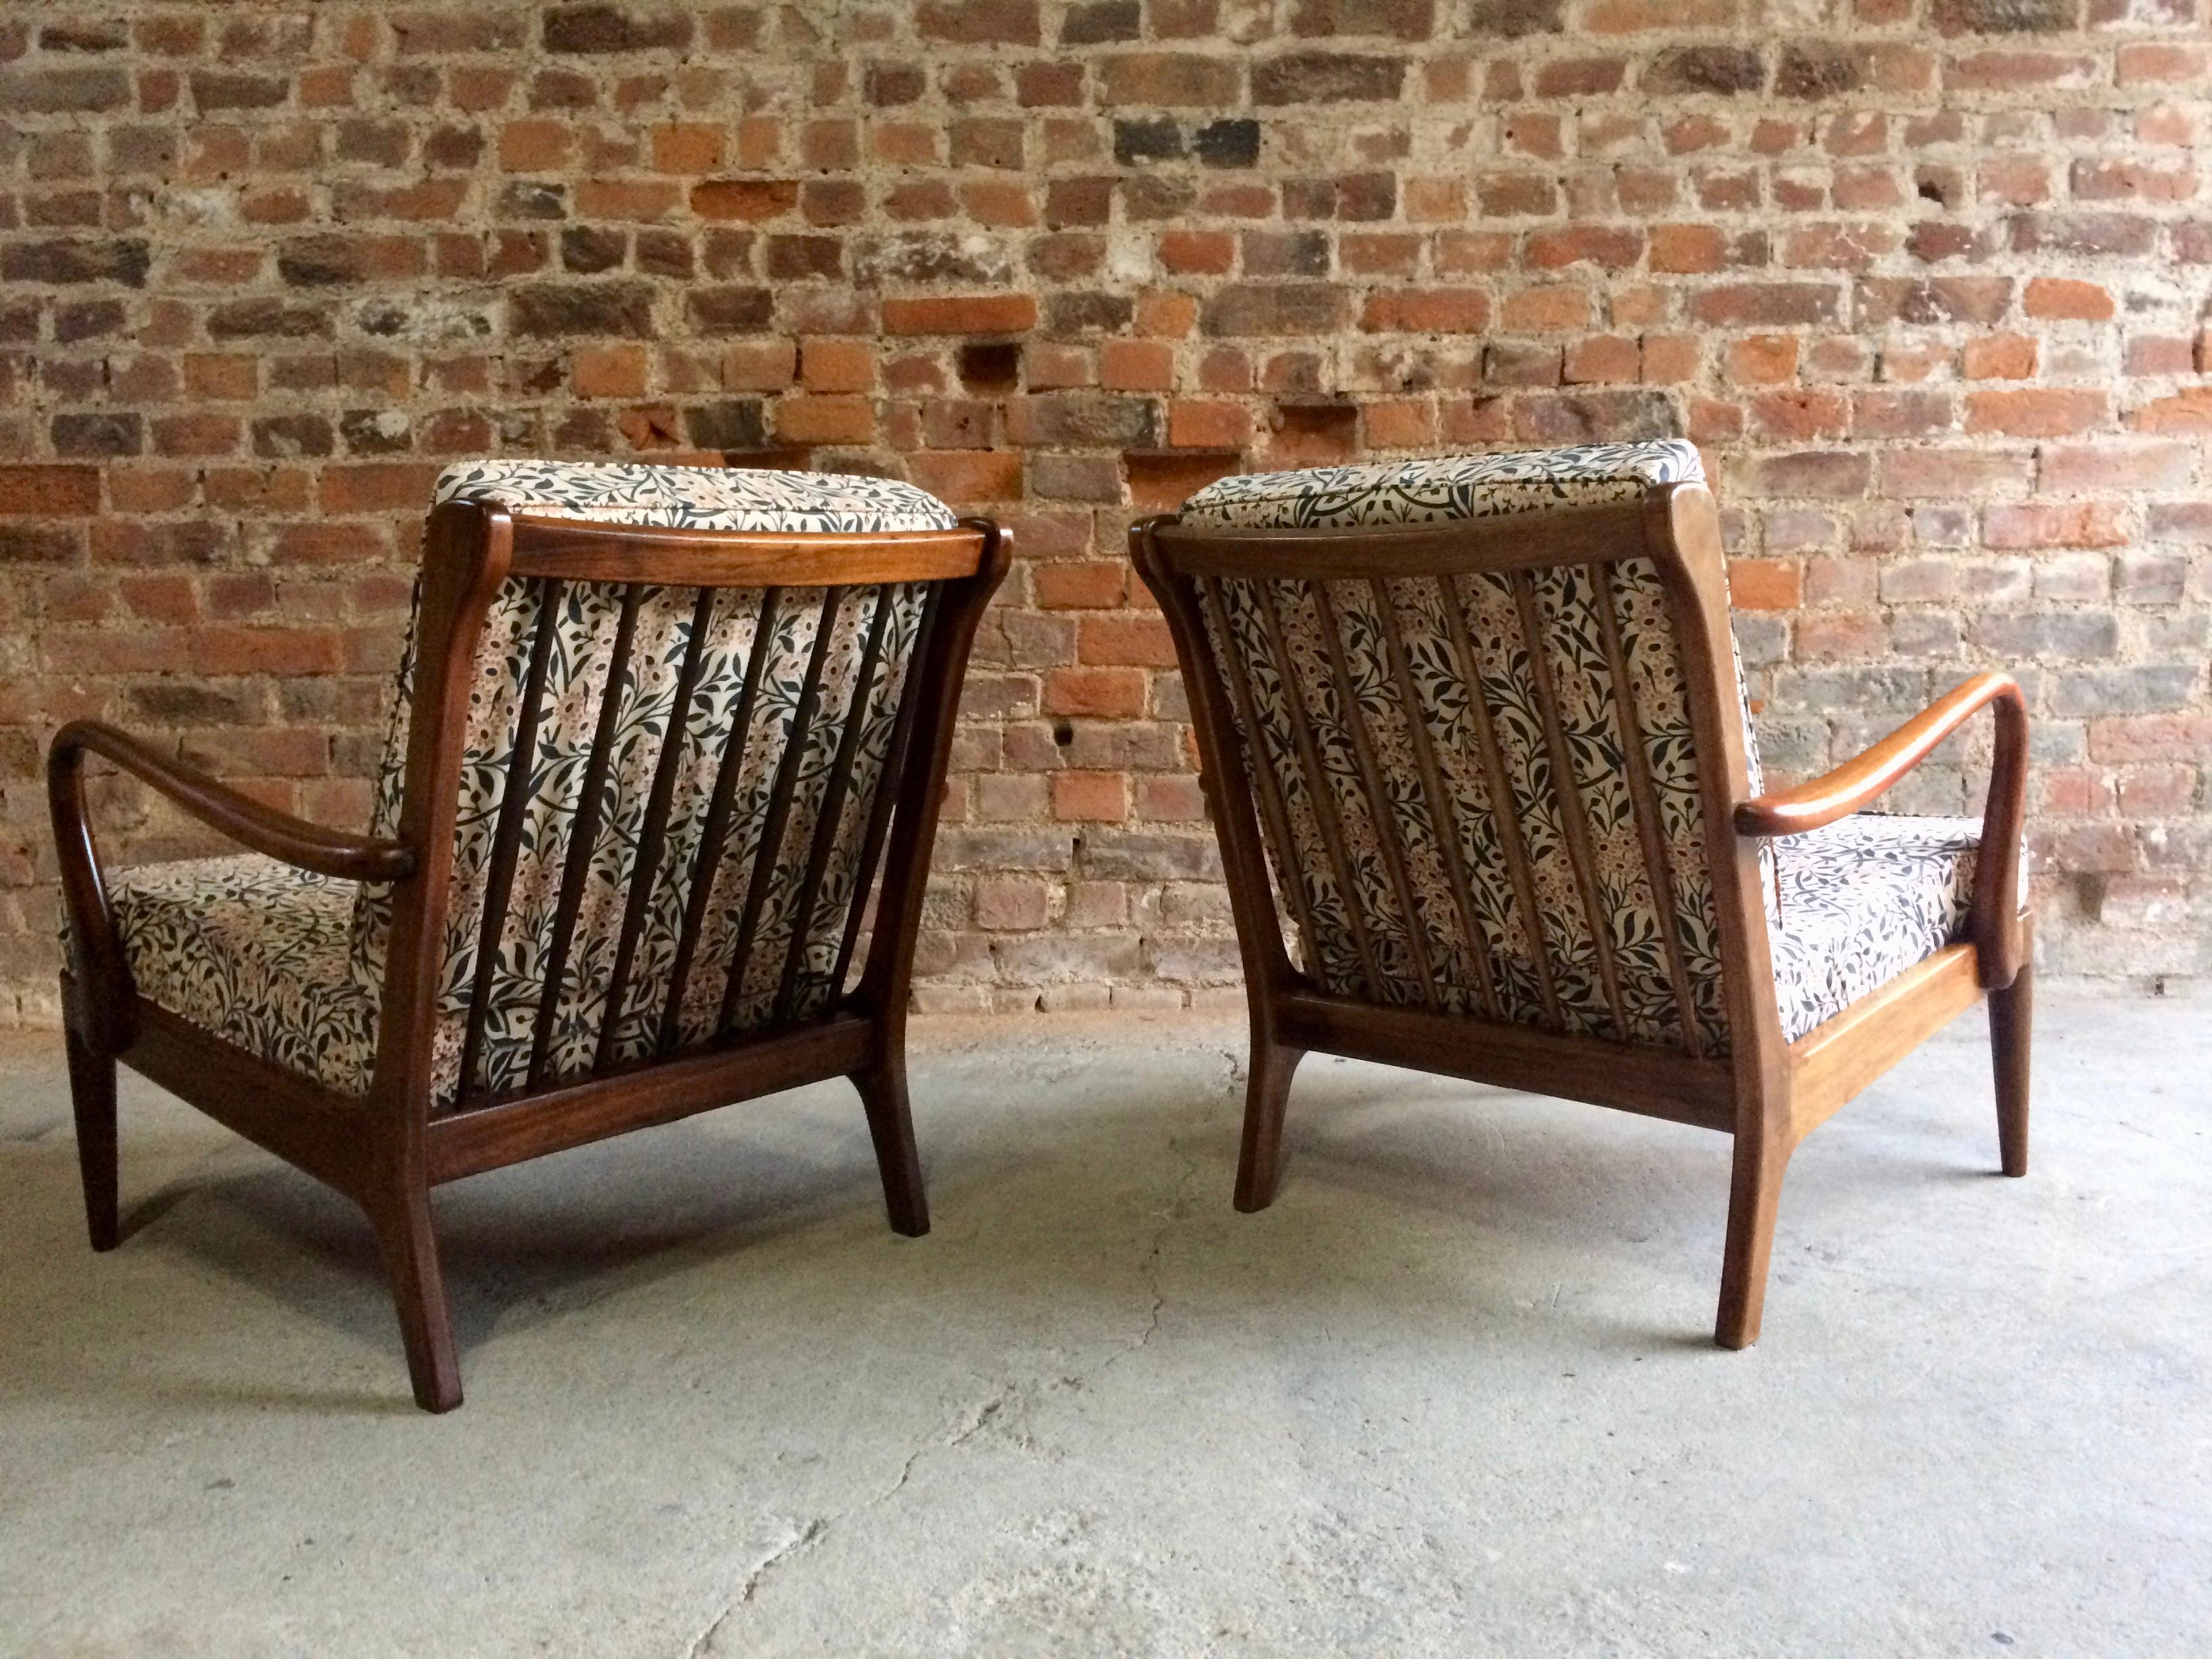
[
  {"left": 369, "top": 1186, "right": 462, "bottom": 1414},
  {"left": 1715, "top": 1121, "right": 1790, "bottom": 1350},
  {"left": 64, "top": 1021, "right": 119, "bottom": 1252},
  {"left": 853, "top": 1052, "right": 929, "bottom": 1238},
  {"left": 1990, "top": 960, "right": 2032, "bottom": 1179},
  {"left": 1233, "top": 1039, "right": 1305, "bottom": 1214}
]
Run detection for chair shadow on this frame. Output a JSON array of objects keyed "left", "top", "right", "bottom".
[{"left": 37, "top": 1048, "right": 1995, "bottom": 1408}]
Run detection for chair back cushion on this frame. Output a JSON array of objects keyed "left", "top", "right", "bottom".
[
  {"left": 1177, "top": 441, "right": 1760, "bottom": 1055},
  {"left": 352, "top": 462, "right": 958, "bottom": 1107}
]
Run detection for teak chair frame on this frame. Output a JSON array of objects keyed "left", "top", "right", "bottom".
[
  {"left": 1133, "top": 481, "right": 2030, "bottom": 1347},
  {"left": 51, "top": 500, "right": 1011, "bottom": 1411}
]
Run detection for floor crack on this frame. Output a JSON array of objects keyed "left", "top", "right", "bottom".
[
  {"left": 1099, "top": 1047, "right": 1224, "bottom": 1375},
  {"left": 676, "top": 1382, "right": 1010, "bottom": 1656}
]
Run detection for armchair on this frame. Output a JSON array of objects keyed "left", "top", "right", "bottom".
[
  {"left": 52, "top": 460, "right": 1009, "bottom": 1410},
  {"left": 1133, "top": 439, "right": 2030, "bottom": 1347}
]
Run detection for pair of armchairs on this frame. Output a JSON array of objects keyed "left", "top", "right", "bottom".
[{"left": 53, "top": 445, "right": 2029, "bottom": 1410}]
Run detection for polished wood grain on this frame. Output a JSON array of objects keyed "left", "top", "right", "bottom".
[
  {"left": 1734, "top": 672, "right": 2024, "bottom": 838},
  {"left": 1990, "top": 935, "right": 2033, "bottom": 1179},
  {"left": 49, "top": 720, "right": 417, "bottom": 884},
  {"left": 1137, "top": 476, "right": 2034, "bottom": 1353},
  {"left": 1273, "top": 989, "right": 1736, "bottom": 1132},
  {"left": 49, "top": 498, "right": 1009, "bottom": 1412},
  {"left": 1785, "top": 941, "right": 1982, "bottom": 1145},
  {"left": 505, "top": 513, "right": 990, "bottom": 586}
]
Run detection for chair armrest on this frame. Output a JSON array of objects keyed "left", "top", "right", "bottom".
[
  {"left": 48, "top": 720, "right": 417, "bottom": 1051},
  {"left": 49, "top": 721, "right": 416, "bottom": 882},
  {"left": 1734, "top": 674, "right": 2029, "bottom": 989}
]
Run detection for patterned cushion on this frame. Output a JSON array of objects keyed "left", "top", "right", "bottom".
[
  {"left": 1181, "top": 441, "right": 1750, "bottom": 1054},
  {"left": 424, "top": 459, "right": 959, "bottom": 534},
  {"left": 1176, "top": 442, "right": 2013, "bottom": 1052},
  {"left": 1185, "top": 438, "right": 1708, "bottom": 533},
  {"left": 1181, "top": 440, "right": 1761, "bottom": 786},
  {"left": 92, "top": 462, "right": 957, "bottom": 1105},
  {"left": 1769, "top": 813, "right": 2024, "bottom": 1042},
  {"left": 107, "top": 854, "right": 378, "bottom": 1094}
]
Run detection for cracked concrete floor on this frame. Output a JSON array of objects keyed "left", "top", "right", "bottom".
[{"left": 2, "top": 996, "right": 2207, "bottom": 1656}]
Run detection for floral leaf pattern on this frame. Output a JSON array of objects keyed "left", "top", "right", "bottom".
[
  {"left": 1179, "top": 441, "right": 2018, "bottom": 1053},
  {"left": 1768, "top": 814, "right": 2026, "bottom": 1041},
  {"left": 90, "top": 461, "right": 956, "bottom": 1105},
  {"left": 102, "top": 854, "right": 378, "bottom": 1092}
]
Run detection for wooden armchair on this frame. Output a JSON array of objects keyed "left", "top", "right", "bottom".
[
  {"left": 1133, "top": 440, "right": 2030, "bottom": 1348},
  {"left": 52, "top": 461, "right": 1008, "bottom": 1410}
]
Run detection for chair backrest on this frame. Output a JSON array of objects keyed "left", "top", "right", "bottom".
[
  {"left": 350, "top": 462, "right": 977, "bottom": 1109},
  {"left": 1145, "top": 441, "right": 1768, "bottom": 1061}
]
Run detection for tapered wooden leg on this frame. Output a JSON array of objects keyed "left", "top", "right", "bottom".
[
  {"left": 1715, "top": 1122, "right": 1790, "bottom": 1350},
  {"left": 1990, "top": 960, "right": 2032, "bottom": 1179},
  {"left": 1233, "top": 1038, "right": 1305, "bottom": 1214},
  {"left": 853, "top": 1052, "right": 928, "bottom": 1237},
  {"left": 64, "top": 1021, "right": 119, "bottom": 1252},
  {"left": 371, "top": 1187, "right": 462, "bottom": 1414}
]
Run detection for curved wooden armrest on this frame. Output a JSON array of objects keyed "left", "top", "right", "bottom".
[
  {"left": 49, "top": 721, "right": 416, "bottom": 882},
  {"left": 1734, "top": 673, "right": 2030, "bottom": 989},
  {"left": 1733, "top": 674, "right": 2024, "bottom": 838}
]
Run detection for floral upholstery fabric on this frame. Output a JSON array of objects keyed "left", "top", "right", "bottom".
[
  {"left": 95, "top": 461, "right": 958, "bottom": 1105},
  {"left": 106, "top": 854, "right": 378, "bottom": 1094},
  {"left": 1769, "top": 813, "right": 2025, "bottom": 1042},
  {"left": 1177, "top": 441, "right": 2017, "bottom": 1054}
]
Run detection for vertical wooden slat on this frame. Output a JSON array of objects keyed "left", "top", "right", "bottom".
[
  {"left": 1433, "top": 574, "right": 1565, "bottom": 1029},
  {"left": 1251, "top": 578, "right": 1387, "bottom": 998},
  {"left": 1592, "top": 560, "right": 1706, "bottom": 1057},
  {"left": 716, "top": 586, "right": 845, "bottom": 1038},
  {"left": 1369, "top": 577, "right": 1502, "bottom": 1022},
  {"left": 594, "top": 586, "right": 718, "bottom": 1073},
  {"left": 659, "top": 586, "right": 780, "bottom": 1053},
  {"left": 1510, "top": 567, "right": 1631, "bottom": 1042},
  {"left": 457, "top": 577, "right": 562, "bottom": 1102},
  {"left": 831, "top": 583, "right": 941, "bottom": 994},
  {"left": 524, "top": 583, "right": 642, "bottom": 1090},
  {"left": 1307, "top": 579, "right": 1443, "bottom": 1008},
  {"left": 1196, "top": 577, "right": 1324, "bottom": 981},
  {"left": 772, "top": 583, "right": 895, "bottom": 1025}
]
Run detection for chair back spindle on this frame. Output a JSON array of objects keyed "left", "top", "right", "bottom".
[
  {"left": 1153, "top": 510, "right": 1745, "bottom": 1061},
  {"left": 419, "top": 571, "right": 935, "bottom": 1108}
]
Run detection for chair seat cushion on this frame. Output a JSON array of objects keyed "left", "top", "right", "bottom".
[
  {"left": 1768, "top": 814, "right": 2023, "bottom": 1042},
  {"left": 109, "top": 854, "right": 378, "bottom": 1096},
  {"left": 430, "top": 459, "right": 958, "bottom": 533}
]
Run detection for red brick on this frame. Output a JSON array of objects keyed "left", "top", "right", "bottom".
[
  {"left": 1984, "top": 502, "right": 2130, "bottom": 550},
  {"left": 1052, "top": 771, "right": 1128, "bottom": 823},
  {"left": 1359, "top": 288, "right": 1492, "bottom": 333},
  {"left": 1965, "top": 389, "right": 2108, "bottom": 438},
  {"left": 1961, "top": 334, "right": 2038, "bottom": 380},
  {"left": 1728, "top": 558, "right": 1801, "bottom": 610},
  {"left": 881, "top": 293, "right": 1038, "bottom": 335},
  {"left": 1723, "top": 335, "right": 1798, "bottom": 386},
  {"left": 0, "top": 466, "right": 100, "bottom": 515},
  {"left": 2129, "top": 388, "right": 2212, "bottom": 433},
  {"left": 1166, "top": 398, "right": 1248, "bottom": 448},
  {"left": 908, "top": 449, "right": 1023, "bottom": 504},
  {"left": 775, "top": 394, "right": 875, "bottom": 444},
  {"left": 2023, "top": 277, "right": 2114, "bottom": 321},
  {"left": 1033, "top": 561, "right": 1130, "bottom": 610},
  {"left": 1044, "top": 668, "right": 1147, "bottom": 718},
  {"left": 1078, "top": 614, "right": 1178, "bottom": 668}
]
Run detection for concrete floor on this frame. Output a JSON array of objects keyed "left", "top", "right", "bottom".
[{"left": 1, "top": 996, "right": 2205, "bottom": 1657}]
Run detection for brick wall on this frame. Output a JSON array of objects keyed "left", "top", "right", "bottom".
[{"left": 2, "top": 1, "right": 2207, "bottom": 1023}]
